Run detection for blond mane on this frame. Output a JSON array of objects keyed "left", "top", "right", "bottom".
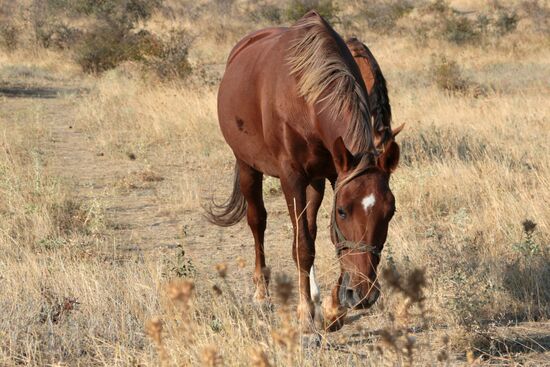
[{"left": 287, "top": 14, "right": 376, "bottom": 155}]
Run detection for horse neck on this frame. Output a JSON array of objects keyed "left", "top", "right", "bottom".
[{"left": 314, "top": 105, "right": 371, "bottom": 157}]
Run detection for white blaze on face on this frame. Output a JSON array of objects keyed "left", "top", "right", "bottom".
[
  {"left": 310, "top": 266, "right": 320, "bottom": 303},
  {"left": 362, "top": 193, "right": 376, "bottom": 212}
]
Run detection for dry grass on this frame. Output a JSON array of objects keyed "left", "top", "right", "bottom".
[{"left": 1, "top": 0, "right": 549, "bottom": 365}]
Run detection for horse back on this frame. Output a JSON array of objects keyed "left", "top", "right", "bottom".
[
  {"left": 218, "top": 27, "right": 304, "bottom": 176},
  {"left": 226, "top": 27, "right": 287, "bottom": 66}
]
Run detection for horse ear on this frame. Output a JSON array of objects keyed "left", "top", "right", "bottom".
[
  {"left": 333, "top": 137, "right": 353, "bottom": 173},
  {"left": 391, "top": 123, "right": 405, "bottom": 139},
  {"left": 378, "top": 141, "right": 400, "bottom": 173}
]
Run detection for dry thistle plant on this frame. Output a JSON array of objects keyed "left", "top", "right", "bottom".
[
  {"left": 164, "top": 278, "right": 197, "bottom": 364},
  {"left": 375, "top": 267, "right": 434, "bottom": 367},
  {"left": 437, "top": 335, "right": 450, "bottom": 364},
  {"left": 215, "top": 262, "right": 228, "bottom": 278},
  {"left": 250, "top": 346, "right": 272, "bottom": 367},
  {"left": 166, "top": 278, "right": 195, "bottom": 312},
  {"left": 274, "top": 273, "right": 293, "bottom": 306},
  {"left": 145, "top": 316, "right": 169, "bottom": 366},
  {"left": 214, "top": 262, "right": 246, "bottom": 314},
  {"left": 212, "top": 284, "right": 223, "bottom": 296},
  {"left": 201, "top": 345, "right": 224, "bottom": 366},
  {"left": 271, "top": 273, "right": 299, "bottom": 362},
  {"left": 382, "top": 267, "right": 428, "bottom": 327}
]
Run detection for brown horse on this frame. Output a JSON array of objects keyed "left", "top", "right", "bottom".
[
  {"left": 206, "top": 12, "right": 401, "bottom": 332},
  {"left": 346, "top": 37, "right": 403, "bottom": 149}
]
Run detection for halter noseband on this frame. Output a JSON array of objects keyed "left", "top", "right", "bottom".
[{"left": 331, "top": 170, "right": 381, "bottom": 258}]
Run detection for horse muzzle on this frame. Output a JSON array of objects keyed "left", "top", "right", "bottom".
[{"left": 338, "top": 272, "right": 380, "bottom": 309}]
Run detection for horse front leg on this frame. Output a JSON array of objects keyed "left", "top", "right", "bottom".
[
  {"left": 280, "top": 170, "right": 315, "bottom": 333},
  {"left": 306, "top": 179, "right": 325, "bottom": 304},
  {"left": 321, "top": 176, "right": 347, "bottom": 331}
]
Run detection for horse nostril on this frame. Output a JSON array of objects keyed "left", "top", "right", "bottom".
[{"left": 345, "top": 288, "right": 355, "bottom": 302}]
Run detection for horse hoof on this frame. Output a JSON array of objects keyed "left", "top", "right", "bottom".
[{"left": 321, "top": 296, "right": 347, "bottom": 332}]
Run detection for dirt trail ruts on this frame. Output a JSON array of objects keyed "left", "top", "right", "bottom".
[
  {"left": 3, "top": 85, "right": 295, "bottom": 276},
  {"left": 2, "top": 90, "right": 183, "bottom": 253}
]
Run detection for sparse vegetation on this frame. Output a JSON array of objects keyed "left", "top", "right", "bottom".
[
  {"left": 74, "top": 0, "right": 164, "bottom": 73},
  {"left": 284, "top": 0, "right": 339, "bottom": 23},
  {"left": 0, "top": 0, "right": 549, "bottom": 365},
  {"left": 363, "top": 0, "right": 414, "bottom": 32},
  {"left": 146, "top": 29, "right": 193, "bottom": 80},
  {"left": 430, "top": 54, "right": 470, "bottom": 92},
  {"left": 0, "top": 22, "right": 18, "bottom": 51}
]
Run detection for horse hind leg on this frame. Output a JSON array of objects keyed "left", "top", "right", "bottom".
[{"left": 238, "top": 160, "right": 269, "bottom": 302}]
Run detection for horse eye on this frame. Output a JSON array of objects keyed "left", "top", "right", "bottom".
[{"left": 337, "top": 207, "right": 347, "bottom": 219}]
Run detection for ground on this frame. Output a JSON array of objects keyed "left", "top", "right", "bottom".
[
  {"left": 1, "top": 0, "right": 549, "bottom": 365},
  {"left": 1, "top": 64, "right": 548, "bottom": 365}
]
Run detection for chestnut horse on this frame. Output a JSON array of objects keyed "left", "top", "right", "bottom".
[{"left": 206, "top": 12, "right": 400, "bottom": 332}]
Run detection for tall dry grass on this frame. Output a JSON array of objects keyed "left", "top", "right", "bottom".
[{"left": 1, "top": 0, "right": 549, "bottom": 365}]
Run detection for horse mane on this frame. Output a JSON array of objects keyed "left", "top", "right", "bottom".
[
  {"left": 287, "top": 12, "right": 376, "bottom": 155},
  {"left": 346, "top": 37, "right": 393, "bottom": 147}
]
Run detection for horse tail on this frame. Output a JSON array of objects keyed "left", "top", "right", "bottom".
[{"left": 203, "top": 162, "right": 247, "bottom": 227}]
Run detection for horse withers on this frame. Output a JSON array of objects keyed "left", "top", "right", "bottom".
[{"left": 206, "top": 11, "right": 401, "bottom": 332}]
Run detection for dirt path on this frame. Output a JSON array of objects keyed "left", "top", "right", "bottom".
[
  {"left": 4, "top": 84, "right": 296, "bottom": 282},
  {"left": 42, "top": 96, "right": 184, "bottom": 253}
]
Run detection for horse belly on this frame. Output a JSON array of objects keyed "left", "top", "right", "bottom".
[{"left": 217, "top": 58, "right": 279, "bottom": 176}]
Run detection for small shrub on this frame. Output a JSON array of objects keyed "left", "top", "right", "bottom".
[
  {"left": 364, "top": 0, "right": 414, "bottom": 32},
  {"left": 443, "top": 15, "right": 480, "bottom": 45},
  {"left": 249, "top": 4, "right": 282, "bottom": 23},
  {"left": 414, "top": 1, "right": 521, "bottom": 45},
  {"left": 35, "top": 21, "right": 82, "bottom": 49},
  {"left": 124, "top": 0, "right": 164, "bottom": 21},
  {"left": 76, "top": 24, "right": 138, "bottom": 73},
  {"left": 521, "top": 0, "right": 550, "bottom": 35},
  {"left": 426, "top": 0, "right": 448, "bottom": 14},
  {"left": 69, "top": 0, "right": 163, "bottom": 24},
  {"left": 0, "top": 23, "right": 18, "bottom": 51},
  {"left": 74, "top": 0, "right": 164, "bottom": 73},
  {"left": 505, "top": 220, "right": 550, "bottom": 320},
  {"left": 494, "top": 10, "right": 518, "bottom": 36},
  {"left": 284, "top": 0, "right": 339, "bottom": 23},
  {"left": 146, "top": 30, "right": 193, "bottom": 80},
  {"left": 48, "top": 198, "right": 104, "bottom": 237},
  {"left": 431, "top": 55, "right": 469, "bottom": 92}
]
